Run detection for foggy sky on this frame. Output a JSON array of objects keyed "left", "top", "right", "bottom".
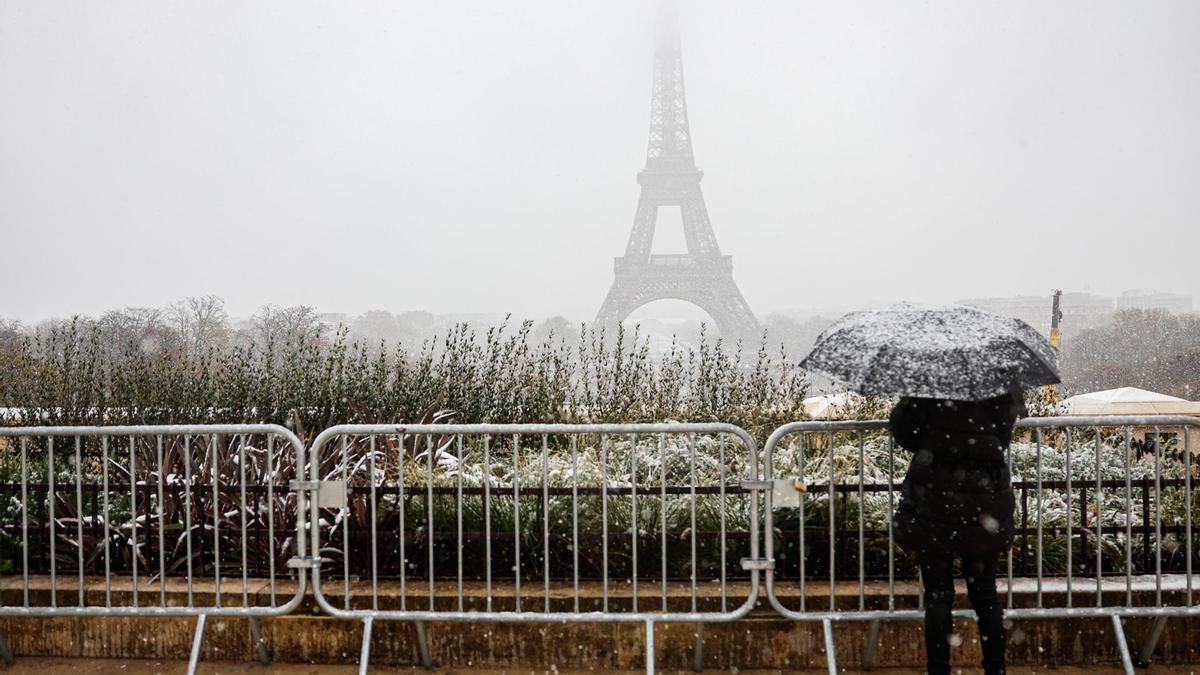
[{"left": 3, "top": 1, "right": 1199, "bottom": 324}]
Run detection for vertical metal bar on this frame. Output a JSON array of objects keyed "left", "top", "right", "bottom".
[
  {"left": 822, "top": 618, "right": 837, "bottom": 675},
  {"left": 210, "top": 434, "right": 220, "bottom": 608},
  {"left": 857, "top": 432, "right": 865, "bottom": 611},
  {"left": 1070, "top": 425, "right": 1080, "bottom": 605},
  {"left": 183, "top": 435, "right": 194, "bottom": 606},
  {"left": 1034, "top": 428, "right": 1043, "bottom": 607},
  {"left": 414, "top": 621, "right": 432, "bottom": 668},
  {"left": 689, "top": 433, "right": 698, "bottom": 615},
  {"left": 645, "top": 620, "right": 656, "bottom": 675},
  {"left": 47, "top": 437, "right": 57, "bottom": 608},
  {"left": 73, "top": 437, "right": 83, "bottom": 605},
  {"left": 369, "top": 436, "right": 379, "bottom": 611},
  {"left": 601, "top": 433, "right": 609, "bottom": 612},
  {"left": 1095, "top": 428, "right": 1102, "bottom": 607},
  {"left": 799, "top": 432, "right": 807, "bottom": 612},
  {"left": 1137, "top": 615, "right": 1168, "bottom": 668},
  {"left": 238, "top": 436, "right": 247, "bottom": 608},
  {"left": 427, "top": 434, "right": 436, "bottom": 612},
  {"left": 1153, "top": 425, "right": 1162, "bottom": 607},
  {"left": 917, "top": 566, "right": 924, "bottom": 612},
  {"left": 20, "top": 438, "right": 29, "bottom": 608},
  {"left": 248, "top": 616, "right": 269, "bottom": 665},
  {"left": 1124, "top": 427, "right": 1133, "bottom": 607},
  {"left": 886, "top": 435, "right": 894, "bottom": 611},
  {"left": 102, "top": 436, "right": 112, "bottom": 608},
  {"left": 456, "top": 435, "right": 464, "bottom": 612},
  {"left": 571, "top": 435, "right": 579, "bottom": 613},
  {"left": 718, "top": 436, "right": 727, "bottom": 613},
  {"left": 827, "top": 431, "right": 835, "bottom": 612},
  {"left": 513, "top": 433, "right": 522, "bottom": 612},
  {"left": 399, "top": 432, "right": 408, "bottom": 611},
  {"left": 341, "top": 435, "right": 351, "bottom": 610},
  {"left": 357, "top": 616, "right": 373, "bottom": 675},
  {"left": 266, "top": 435, "right": 276, "bottom": 606},
  {"left": 631, "top": 432, "right": 639, "bottom": 613},
  {"left": 1111, "top": 614, "right": 1135, "bottom": 675},
  {"left": 542, "top": 434, "right": 550, "bottom": 613},
  {"left": 863, "top": 618, "right": 881, "bottom": 671},
  {"left": 1186, "top": 427, "right": 1193, "bottom": 606},
  {"left": 130, "top": 432, "right": 139, "bottom": 607},
  {"left": 659, "top": 433, "right": 668, "bottom": 613},
  {"left": 157, "top": 436, "right": 166, "bottom": 607},
  {"left": 483, "top": 434, "right": 492, "bottom": 611},
  {"left": 187, "top": 614, "right": 207, "bottom": 675},
  {"left": 1006, "top": 435, "right": 1014, "bottom": 610}
]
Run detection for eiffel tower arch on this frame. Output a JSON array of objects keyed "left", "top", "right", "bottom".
[{"left": 596, "top": 1, "right": 759, "bottom": 341}]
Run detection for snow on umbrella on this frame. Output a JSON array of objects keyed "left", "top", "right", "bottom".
[{"left": 799, "top": 303, "right": 1060, "bottom": 401}]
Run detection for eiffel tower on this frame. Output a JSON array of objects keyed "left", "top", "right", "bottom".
[{"left": 596, "top": 2, "right": 759, "bottom": 340}]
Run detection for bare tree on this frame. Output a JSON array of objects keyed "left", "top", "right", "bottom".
[
  {"left": 1061, "top": 308, "right": 1200, "bottom": 399},
  {"left": 351, "top": 309, "right": 399, "bottom": 344},
  {"left": 532, "top": 316, "right": 581, "bottom": 348},
  {"left": 762, "top": 313, "right": 835, "bottom": 361},
  {"left": 250, "top": 304, "right": 324, "bottom": 350},
  {"left": 0, "top": 316, "right": 22, "bottom": 348},
  {"left": 168, "top": 295, "right": 229, "bottom": 355},
  {"left": 98, "top": 307, "right": 179, "bottom": 355},
  {"left": 395, "top": 310, "right": 438, "bottom": 346}
]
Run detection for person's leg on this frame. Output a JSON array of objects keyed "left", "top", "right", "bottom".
[
  {"left": 918, "top": 552, "right": 956, "bottom": 675},
  {"left": 963, "top": 553, "right": 1006, "bottom": 675}
]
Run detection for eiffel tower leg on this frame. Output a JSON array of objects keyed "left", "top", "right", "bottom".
[
  {"left": 596, "top": 286, "right": 629, "bottom": 328},
  {"left": 710, "top": 287, "right": 760, "bottom": 343}
]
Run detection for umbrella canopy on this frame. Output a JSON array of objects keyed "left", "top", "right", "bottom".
[
  {"left": 1060, "top": 387, "right": 1200, "bottom": 416},
  {"left": 800, "top": 303, "right": 1060, "bottom": 401}
]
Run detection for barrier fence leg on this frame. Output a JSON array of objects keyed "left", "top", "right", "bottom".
[
  {"left": 1111, "top": 615, "right": 1134, "bottom": 675},
  {"left": 248, "top": 617, "right": 270, "bottom": 665},
  {"left": 862, "top": 618, "right": 882, "bottom": 671},
  {"left": 0, "top": 630, "right": 14, "bottom": 666},
  {"left": 186, "top": 614, "right": 207, "bottom": 675},
  {"left": 645, "top": 620, "right": 656, "bottom": 675},
  {"left": 1135, "top": 615, "right": 1168, "bottom": 668},
  {"left": 414, "top": 620, "right": 432, "bottom": 668},
  {"left": 692, "top": 622, "right": 704, "bottom": 672},
  {"left": 358, "top": 617, "right": 374, "bottom": 675},
  {"left": 823, "top": 618, "right": 837, "bottom": 675}
]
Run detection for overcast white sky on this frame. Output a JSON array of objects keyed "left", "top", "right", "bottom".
[{"left": 2, "top": 1, "right": 1198, "bottom": 323}]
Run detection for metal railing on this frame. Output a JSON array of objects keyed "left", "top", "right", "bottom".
[
  {"left": 0, "top": 424, "right": 309, "bottom": 672},
  {"left": 0, "top": 416, "right": 1196, "bottom": 674},
  {"left": 761, "top": 416, "right": 1198, "bottom": 675},
  {"left": 302, "top": 423, "right": 764, "bottom": 675}
]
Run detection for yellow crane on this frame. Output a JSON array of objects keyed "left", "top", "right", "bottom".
[{"left": 1042, "top": 289, "right": 1063, "bottom": 407}]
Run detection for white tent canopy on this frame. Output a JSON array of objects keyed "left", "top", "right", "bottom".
[
  {"left": 1059, "top": 387, "right": 1200, "bottom": 416},
  {"left": 802, "top": 392, "right": 865, "bottom": 420}
]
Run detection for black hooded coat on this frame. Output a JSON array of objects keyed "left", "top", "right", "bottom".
[{"left": 889, "top": 394, "right": 1021, "bottom": 557}]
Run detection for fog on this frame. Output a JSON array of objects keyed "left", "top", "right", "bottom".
[{"left": 3, "top": 0, "right": 1199, "bottom": 324}]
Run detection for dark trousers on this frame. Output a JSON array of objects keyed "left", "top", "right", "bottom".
[{"left": 918, "top": 552, "right": 1006, "bottom": 675}]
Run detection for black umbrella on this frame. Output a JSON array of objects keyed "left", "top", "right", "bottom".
[{"left": 800, "top": 303, "right": 1060, "bottom": 401}]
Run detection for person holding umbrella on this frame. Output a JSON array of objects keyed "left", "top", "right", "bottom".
[{"left": 801, "top": 303, "right": 1060, "bottom": 675}]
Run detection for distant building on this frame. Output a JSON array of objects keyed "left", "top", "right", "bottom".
[
  {"left": 958, "top": 292, "right": 1113, "bottom": 337},
  {"left": 316, "top": 312, "right": 348, "bottom": 328},
  {"left": 958, "top": 295, "right": 1051, "bottom": 333},
  {"left": 1059, "top": 292, "right": 1116, "bottom": 332},
  {"left": 1116, "top": 290, "right": 1193, "bottom": 314}
]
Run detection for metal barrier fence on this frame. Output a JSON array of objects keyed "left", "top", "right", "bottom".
[
  {"left": 302, "top": 423, "right": 764, "bottom": 675},
  {"left": 761, "top": 415, "right": 1198, "bottom": 675},
  {"left": 1, "top": 417, "right": 1198, "bottom": 674},
  {"left": 0, "top": 425, "right": 309, "bottom": 672}
]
